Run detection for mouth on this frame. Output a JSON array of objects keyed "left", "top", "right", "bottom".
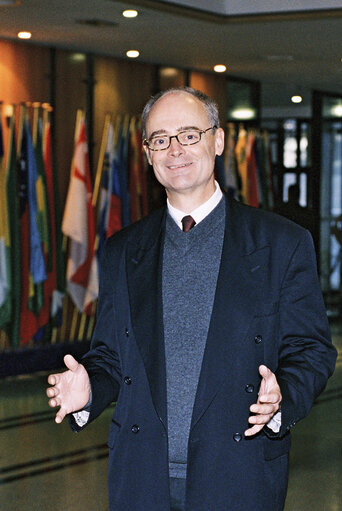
[{"left": 167, "top": 162, "right": 192, "bottom": 170}]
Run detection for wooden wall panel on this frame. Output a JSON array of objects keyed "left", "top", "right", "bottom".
[
  {"left": 54, "top": 50, "right": 87, "bottom": 205},
  {"left": 190, "top": 71, "right": 227, "bottom": 127},
  {"left": 0, "top": 39, "right": 50, "bottom": 150},
  {"left": 0, "top": 40, "right": 50, "bottom": 103},
  {"left": 93, "top": 56, "right": 156, "bottom": 168}
]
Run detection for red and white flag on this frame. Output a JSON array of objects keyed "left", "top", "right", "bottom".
[{"left": 62, "top": 117, "right": 98, "bottom": 314}]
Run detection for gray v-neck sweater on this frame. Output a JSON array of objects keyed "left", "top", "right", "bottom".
[{"left": 162, "top": 198, "right": 225, "bottom": 479}]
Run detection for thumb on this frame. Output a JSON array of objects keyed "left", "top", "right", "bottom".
[
  {"left": 64, "top": 354, "right": 79, "bottom": 372},
  {"left": 259, "top": 364, "right": 270, "bottom": 379}
]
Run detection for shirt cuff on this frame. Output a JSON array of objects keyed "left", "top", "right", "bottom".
[
  {"left": 72, "top": 390, "right": 92, "bottom": 427},
  {"left": 73, "top": 410, "right": 90, "bottom": 427},
  {"left": 267, "top": 410, "right": 281, "bottom": 433}
]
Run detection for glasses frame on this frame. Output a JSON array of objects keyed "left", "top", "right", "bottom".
[{"left": 143, "top": 125, "right": 217, "bottom": 151}]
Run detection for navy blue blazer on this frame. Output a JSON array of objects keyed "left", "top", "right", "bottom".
[{"left": 74, "top": 195, "right": 336, "bottom": 511}]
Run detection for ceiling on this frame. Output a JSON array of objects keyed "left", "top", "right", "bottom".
[{"left": 1, "top": 0, "right": 342, "bottom": 113}]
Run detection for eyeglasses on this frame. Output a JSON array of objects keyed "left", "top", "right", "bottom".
[{"left": 143, "top": 126, "right": 217, "bottom": 151}]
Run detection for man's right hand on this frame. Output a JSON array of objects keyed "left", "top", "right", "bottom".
[{"left": 46, "top": 354, "right": 91, "bottom": 424}]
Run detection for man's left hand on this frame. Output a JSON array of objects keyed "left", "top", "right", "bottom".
[{"left": 244, "top": 365, "right": 282, "bottom": 437}]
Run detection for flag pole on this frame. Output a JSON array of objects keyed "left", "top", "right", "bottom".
[
  {"left": 78, "top": 311, "right": 88, "bottom": 341},
  {"left": 70, "top": 305, "right": 80, "bottom": 342}
]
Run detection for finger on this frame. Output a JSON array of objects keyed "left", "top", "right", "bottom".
[
  {"left": 48, "top": 397, "right": 61, "bottom": 408},
  {"left": 64, "top": 354, "right": 79, "bottom": 372},
  {"left": 259, "top": 364, "right": 270, "bottom": 377},
  {"left": 250, "top": 403, "right": 276, "bottom": 415},
  {"left": 244, "top": 424, "right": 264, "bottom": 437},
  {"left": 248, "top": 414, "right": 272, "bottom": 425},
  {"left": 55, "top": 407, "right": 67, "bottom": 424},
  {"left": 259, "top": 392, "right": 281, "bottom": 404},
  {"left": 259, "top": 364, "right": 277, "bottom": 383},
  {"left": 47, "top": 374, "right": 59, "bottom": 385},
  {"left": 46, "top": 387, "right": 59, "bottom": 398}
]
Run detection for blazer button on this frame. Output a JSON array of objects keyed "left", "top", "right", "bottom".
[
  {"left": 245, "top": 384, "right": 254, "bottom": 393},
  {"left": 233, "top": 433, "right": 242, "bottom": 442},
  {"left": 124, "top": 376, "right": 132, "bottom": 385},
  {"left": 131, "top": 424, "right": 140, "bottom": 434},
  {"left": 254, "top": 334, "right": 262, "bottom": 344},
  {"left": 125, "top": 328, "right": 129, "bottom": 337}
]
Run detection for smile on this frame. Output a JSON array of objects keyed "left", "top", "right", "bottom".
[{"left": 167, "top": 162, "right": 192, "bottom": 170}]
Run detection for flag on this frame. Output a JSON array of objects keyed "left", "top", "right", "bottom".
[
  {"left": 62, "top": 117, "right": 97, "bottom": 314},
  {"left": 135, "top": 121, "right": 149, "bottom": 219},
  {"left": 43, "top": 119, "right": 65, "bottom": 326},
  {"left": 223, "top": 124, "right": 239, "bottom": 198},
  {"left": 106, "top": 131, "right": 122, "bottom": 237},
  {"left": 129, "top": 117, "right": 149, "bottom": 223},
  {"left": 0, "top": 107, "right": 12, "bottom": 328},
  {"left": 235, "top": 127, "right": 248, "bottom": 203},
  {"left": 116, "top": 115, "right": 131, "bottom": 228},
  {"left": 18, "top": 117, "right": 41, "bottom": 344},
  {"left": 28, "top": 117, "right": 51, "bottom": 325},
  {"left": 3, "top": 114, "right": 21, "bottom": 347},
  {"left": 97, "top": 120, "right": 121, "bottom": 259},
  {"left": 26, "top": 119, "right": 47, "bottom": 286}
]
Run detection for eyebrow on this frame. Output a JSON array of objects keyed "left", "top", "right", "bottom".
[{"left": 148, "top": 126, "right": 201, "bottom": 138}]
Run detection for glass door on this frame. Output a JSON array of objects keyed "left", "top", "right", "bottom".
[{"left": 313, "top": 92, "right": 342, "bottom": 315}]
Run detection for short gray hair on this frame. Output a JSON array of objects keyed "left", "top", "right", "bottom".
[{"left": 141, "top": 86, "right": 220, "bottom": 139}]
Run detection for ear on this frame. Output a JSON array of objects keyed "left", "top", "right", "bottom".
[
  {"left": 143, "top": 143, "right": 153, "bottom": 166},
  {"left": 214, "top": 127, "right": 225, "bottom": 157}
]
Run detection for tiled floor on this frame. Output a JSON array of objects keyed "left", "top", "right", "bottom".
[{"left": 1, "top": 325, "right": 341, "bottom": 511}]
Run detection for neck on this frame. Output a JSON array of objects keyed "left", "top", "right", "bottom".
[{"left": 166, "top": 182, "right": 216, "bottom": 214}]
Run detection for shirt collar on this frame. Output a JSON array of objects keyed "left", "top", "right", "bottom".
[{"left": 167, "top": 181, "right": 223, "bottom": 230}]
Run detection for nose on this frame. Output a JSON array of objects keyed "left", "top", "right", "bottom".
[{"left": 167, "top": 135, "right": 184, "bottom": 157}]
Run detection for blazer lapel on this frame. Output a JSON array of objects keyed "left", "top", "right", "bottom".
[
  {"left": 126, "top": 208, "right": 168, "bottom": 428},
  {"left": 191, "top": 197, "right": 270, "bottom": 429}
]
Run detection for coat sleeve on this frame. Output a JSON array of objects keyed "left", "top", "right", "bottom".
[
  {"left": 274, "top": 229, "right": 337, "bottom": 437},
  {"left": 69, "top": 238, "right": 122, "bottom": 432}
]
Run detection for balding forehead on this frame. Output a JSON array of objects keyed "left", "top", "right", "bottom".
[
  {"left": 146, "top": 92, "right": 211, "bottom": 131},
  {"left": 152, "top": 90, "right": 203, "bottom": 110}
]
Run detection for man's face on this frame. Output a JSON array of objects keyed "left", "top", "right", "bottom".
[{"left": 143, "top": 92, "right": 224, "bottom": 203}]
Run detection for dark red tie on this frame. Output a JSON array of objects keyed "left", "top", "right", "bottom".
[{"left": 181, "top": 215, "right": 196, "bottom": 232}]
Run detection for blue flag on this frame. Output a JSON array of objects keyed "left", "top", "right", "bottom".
[{"left": 25, "top": 120, "right": 47, "bottom": 284}]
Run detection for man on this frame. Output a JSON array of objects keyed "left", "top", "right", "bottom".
[{"left": 47, "top": 87, "right": 336, "bottom": 511}]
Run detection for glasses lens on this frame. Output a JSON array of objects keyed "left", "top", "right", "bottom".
[
  {"left": 178, "top": 130, "right": 201, "bottom": 145},
  {"left": 149, "top": 135, "right": 169, "bottom": 150}
]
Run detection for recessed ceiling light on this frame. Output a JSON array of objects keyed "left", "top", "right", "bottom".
[
  {"left": 231, "top": 108, "right": 255, "bottom": 120},
  {"left": 214, "top": 64, "right": 226, "bottom": 73},
  {"left": 291, "top": 95, "right": 303, "bottom": 104},
  {"left": 126, "top": 50, "right": 139, "bottom": 58},
  {"left": 122, "top": 9, "right": 138, "bottom": 18},
  {"left": 18, "top": 31, "right": 31, "bottom": 39},
  {"left": 70, "top": 53, "right": 86, "bottom": 62},
  {"left": 160, "top": 67, "right": 178, "bottom": 78}
]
